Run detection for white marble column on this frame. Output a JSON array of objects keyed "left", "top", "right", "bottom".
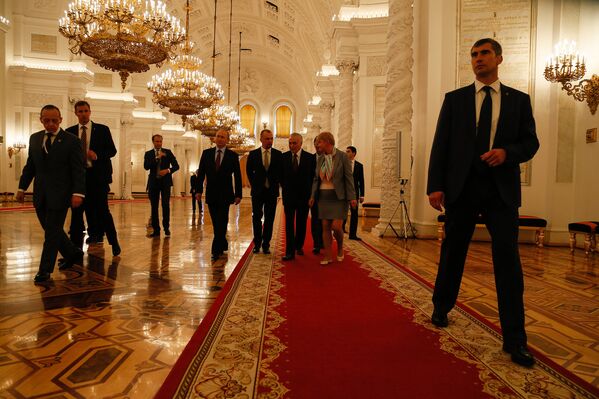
[
  {"left": 334, "top": 60, "right": 357, "bottom": 149},
  {"left": 319, "top": 102, "right": 334, "bottom": 132},
  {"left": 305, "top": 122, "right": 321, "bottom": 153},
  {"left": 119, "top": 117, "right": 134, "bottom": 199},
  {"left": 374, "top": 0, "right": 414, "bottom": 237}
]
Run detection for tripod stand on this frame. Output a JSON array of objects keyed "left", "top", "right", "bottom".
[{"left": 381, "top": 180, "right": 417, "bottom": 239}]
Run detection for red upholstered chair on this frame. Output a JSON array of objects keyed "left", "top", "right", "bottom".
[{"left": 567, "top": 222, "right": 597, "bottom": 255}]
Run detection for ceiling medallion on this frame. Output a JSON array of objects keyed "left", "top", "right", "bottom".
[
  {"left": 147, "top": 0, "right": 224, "bottom": 122},
  {"left": 59, "top": 0, "right": 185, "bottom": 90}
]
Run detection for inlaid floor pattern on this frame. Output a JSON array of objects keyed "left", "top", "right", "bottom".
[{"left": 0, "top": 198, "right": 597, "bottom": 398}]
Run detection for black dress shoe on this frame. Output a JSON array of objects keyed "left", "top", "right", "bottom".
[
  {"left": 164, "top": 230, "right": 171, "bottom": 237},
  {"left": 348, "top": 236, "right": 362, "bottom": 241},
  {"left": 296, "top": 249, "right": 304, "bottom": 255},
  {"left": 262, "top": 248, "right": 271, "bottom": 255},
  {"left": 34, "top": 272, "right": 52, "bottom": 283},
  {"left": 59, "top": 250, "right": 84, "bottom": 270},
  {"left": 503, "top": 344, "right": 535, "bottom": 367},
  {"left": 112, "top": 243, "right": 121, "bottom": 256},
  {"left": 312, "top": 248, "right": 320, "bottom": 254},
  {"left": 253, "top": 247, "right": 260, "bottom": 254},
  {"left": 431, "top": 311, "right": 449, "bottom": 327},
  {"left": 282, "top": 254, "right": 295, "bottom": 261}
]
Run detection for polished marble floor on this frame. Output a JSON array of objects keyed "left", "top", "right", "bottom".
[{"left": 0, "top": 198, "right": 597, "bottom": 398}]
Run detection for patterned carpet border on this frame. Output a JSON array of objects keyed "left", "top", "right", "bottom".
[{"left": 354, "top": 238, "right": 599, "bottom": 399}]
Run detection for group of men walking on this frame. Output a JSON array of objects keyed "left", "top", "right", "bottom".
[{"left": 192, "top": 128, "right": 366, "bottom": 262}]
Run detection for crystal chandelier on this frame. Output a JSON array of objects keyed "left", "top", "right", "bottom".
[
  {"left": 188, "top": 103, "right": 239, "bottom": 137},
  {"left": 59, "top": 0, "right": 185, "bottom": 90},
  {"left": 544, "top": 40, "right": 599, "bottom": 115},
  {"left": 147, "top": 0, "right": 224, "bottom": 123},
  {"left": 228, "top": 124, "right": 256, "bottom": 155}
]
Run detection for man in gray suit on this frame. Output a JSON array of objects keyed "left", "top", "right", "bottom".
[{"left": 17, "top": 105, "right": 86, "bottom": 283}]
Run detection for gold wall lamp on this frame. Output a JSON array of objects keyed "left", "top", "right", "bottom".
[{"left": 7, "top": 142, "right": 26, "bottom": 158}]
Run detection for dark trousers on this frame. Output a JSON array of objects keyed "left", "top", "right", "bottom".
[
  {"left": 311, "top": 203, "right": 323, "bottom": 250},
  {"left": 251, "top": 192, "right": 277, "bottom": 249},
  {"left": 191, "top": 192, "right": 203, "bottom": 213},
  {"left": 342, "top": 203, "right": 359, "bottom": 237},
  {"left": 35, "top": 205, "right": 79, "bottom": 274},
  {"left": 70, "top": 183, "right": 118, "bottom": 247},
  {"left": 208, "top": 201, "right": 230, "bottom": 255},
  {"left": 149, "top": 185, "right": 171, "bottom": 232},
  {"left": 284, "top": 202, "right": 309, "bottom": 255},
  {"left": 432, "top": 171, "right": 526, "bottom": 347}
]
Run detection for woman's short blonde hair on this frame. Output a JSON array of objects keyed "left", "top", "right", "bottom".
[{"left": 316, "top": 131, "right": 335, "bottom": 146}]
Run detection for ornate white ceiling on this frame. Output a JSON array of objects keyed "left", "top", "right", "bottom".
[{"left": 165, "top": 0, "right": 345, "bottom": 109}]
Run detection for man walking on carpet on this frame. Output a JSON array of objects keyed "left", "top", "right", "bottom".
[
  {"left": 246, "top": 129, "right": 283, "bottom": 254},
  {"left": 427, "top": 38, "right": 539, "bottom": 367},
  {"left": 195, "top": 129, "right": 242, "bottom": 261},
  {"left": 281, "top": 133, "right": 315, "bottom": 260}
]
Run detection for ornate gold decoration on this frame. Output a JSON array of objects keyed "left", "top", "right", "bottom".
[
  {"left": 544, "top": 40, "right": 599, "bottom": 115},
  {"left": 147, "top": 1, "right": 224, "bottom": 123},
  {"left": 227, "top": 124, "right": 255, "bottom": 155},
  {"left": 58, "top": 0, "right": 185, "bottom": 90},
  {"left": 187, "top": 103, "right": 239, "bottom": 138},
  {"left": 7, "top": 142, "right": 26, "bottom": 158}
]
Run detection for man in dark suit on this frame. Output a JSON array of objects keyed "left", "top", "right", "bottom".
[
  {"left": 144, "top": 134, "right": 180, "bottom": 237},
  {"left": 195, "top": 129, "right": 242, "bottom": 261},
  {"left": 65, "top": 101, "right": 120, "bottom": 256},
  {"left": 246, "top": 129, "right": 283, "bottom": 254},
  {"left": 281, "top": 133, "right": 315, "bottom": 260},
  {"left": 16, "top": 105, "right": 86, "bottom": 283},
  {"left": 344, "top": 146, "right": 365, "bottom": 240},
  {"left": 427, "top": 38, "right": 539, "bottom": 367},
  {"left": 190, "top": 171, "right": 202, "bottom": 215}
]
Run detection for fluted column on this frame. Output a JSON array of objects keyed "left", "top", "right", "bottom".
[
  {"left": 319, "top": 102, "right": 334, "bottom": 132},
  {"left": 305, "top": 122, "right": 321, "bottom": 152},
  {"left": 374, "top": 0, "right": 414, "bottom": 236},
  {"left": 335, "top": 60, "right": 357, "bottom": 148}
]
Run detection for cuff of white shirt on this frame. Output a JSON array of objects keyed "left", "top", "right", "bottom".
[{"left": 73, "top": 193, "right": 85, "bottom": 198}]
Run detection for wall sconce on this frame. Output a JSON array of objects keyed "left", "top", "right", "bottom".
[
  {"left": 544, "top": 40, "right": 599, "bottom": 115},
  {"left": 8, "top": 142, "right": 26, "bottom": 158},
  {"left": 262, "top": 120, "right": 268, "bottom": 129}
]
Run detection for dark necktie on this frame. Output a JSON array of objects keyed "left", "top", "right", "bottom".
[
  {"left": 216, "top": 149, "right": 222, "bottom": 170},
  {"left": 293, "top": 153, "right": 298, "bottom": 172},
  {"left": 44, "top": 132, "right": 53, "bottom": 154},
  {"left": 155, "top": 149, "right": 161, "bottom": 178},
  {"left": 81, "top": 125, "right": 88, "bottom": 165},
  {"left": 476, "top": 86, "right": 492, "bottom": 156}
]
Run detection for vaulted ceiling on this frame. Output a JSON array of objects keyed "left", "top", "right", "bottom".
[{"left": 163, "top": 0, "right": 345, "bottom": 110}]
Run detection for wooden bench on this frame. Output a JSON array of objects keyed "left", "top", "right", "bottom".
[
  {"left": 437, "top": 214, "right": 547, "bottom": 247},
  {"left": 568, "top": 221, "right": 598, "bottom": 255},
  {"left": 361, "top": 202, "right": 380, "bottom": 217}
]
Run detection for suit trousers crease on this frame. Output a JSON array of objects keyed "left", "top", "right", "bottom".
[
  {"left": 251, "top": 192, "right": 277, "bottom": 249},
  {"left": 284, "top": 202, "right": 309, "bottom": 255},
  {"left": 36, "top": 206, "right": 78, "bottom": 273},
  {"left": 311, "top": 204, "right": 323, "bottom": 250},
  {"left": 208, "top": 202, "right": 230, "bottom": 255},
  {"left": 149, "top": 184, "right": 171, "bottom": 231},
  {"left": 432, "top": 172, "right": 527, "bottom": 347}
]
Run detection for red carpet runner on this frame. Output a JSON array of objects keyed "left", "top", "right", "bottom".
[{"left": 157, "top": 214, "right": 598, "bottom": 398}]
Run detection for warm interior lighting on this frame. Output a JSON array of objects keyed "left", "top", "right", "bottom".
[{"left": 544, "top": 40, "right": 599, "bottom": 115}]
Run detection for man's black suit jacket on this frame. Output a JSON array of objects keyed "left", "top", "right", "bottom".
[
  {"left": 427, "top": 83, "right": 539, "bottom": 208},
  {"left": 246, "top": 147, "right": 283, "bottom": 197},
  {"left": 19, "top": 129, "right": 86, "bottom": 210},
  {"left": 352, "top": 160, "right": 365, "bottom": 200},
  {"left": 196, "top": 147, "right": 242, "bottom": 204},
  {"left": 66, "top": 122, "right": 117, "bottom": 188},
  {"left": 144, "top": 147, "right": 179, "bottom": 190},
  {"left": 281, "top": 150, "right": 315, "bottom": 207}
]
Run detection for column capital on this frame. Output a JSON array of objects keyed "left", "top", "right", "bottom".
[
  {"left": 335, "top": 60, "right": 358, "bottom": 74},
  {"left": 319, "top": 102, "right": 334, "bottom": 111}
]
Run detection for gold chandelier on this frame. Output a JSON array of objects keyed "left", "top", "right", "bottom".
[
  {"left": 147, "top": 1, "right": 224, "bottom": 123},
  {"left": 59, "top": 0, "right": 185, "bottom": 90},
  {"left": 188, "top": 103, "right": 239, "bottom": 138},
  {"left": 544, "top": 40, "right": 599, "bottom": 115},
  {"left": 227, "top": 124, "right": 255, "bottom": 155}
]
